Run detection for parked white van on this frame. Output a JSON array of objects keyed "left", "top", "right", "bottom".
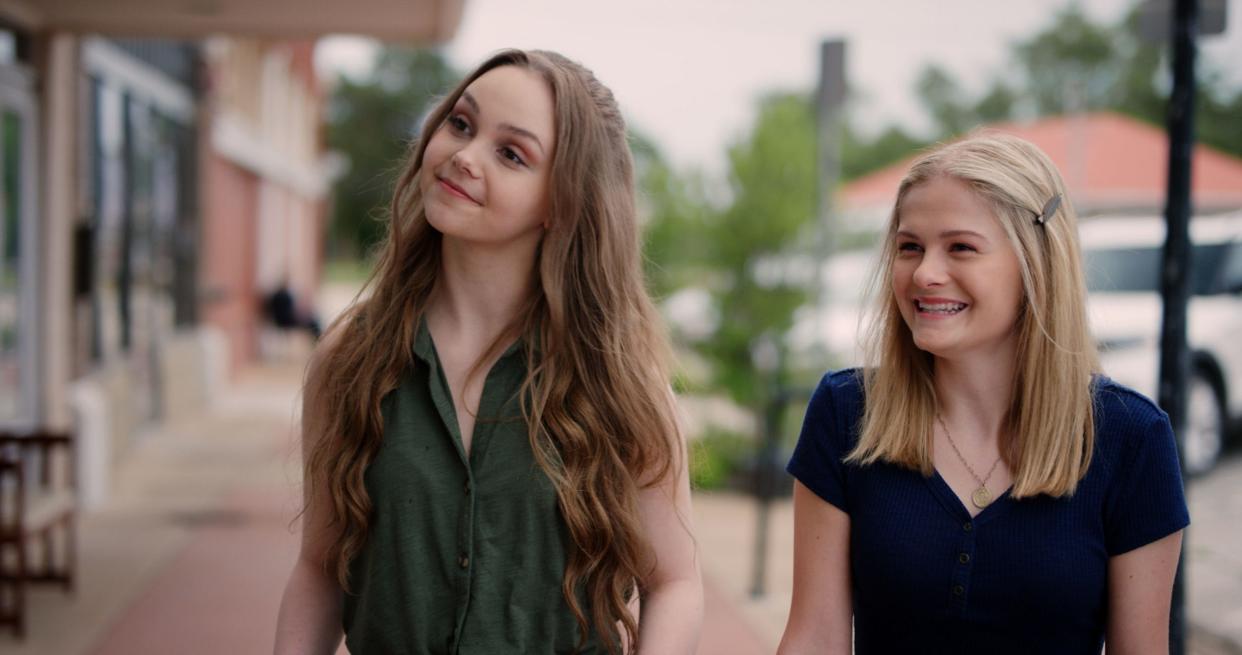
[{"left": 1081, "top": 212, "right": 1242, "bottom": 476}]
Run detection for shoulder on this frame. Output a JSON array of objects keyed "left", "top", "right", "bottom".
[
  {"left": 788, "top": 368, "right": 867, "bottom": 505},
  {"left": 812, "top": 367, "right": 865, "bottom": 405},
  {"left": 802, "top": 367, "right": 866, "bottom": 444},
  {"left": 1092, "top": 375, "right": 1171, "bottom": 438},
  {"left": 1090, "top": 375, "right": 1176, "bottom": 466},
  {"left": 811, "top": 367, "right": 866, "bottom": 418},
  {"left": 1090, "top": 377, "right": 1190, "bottom": 554},
  {"left": 1092, "top": 375, "right": 1166, "bottom": 421}
]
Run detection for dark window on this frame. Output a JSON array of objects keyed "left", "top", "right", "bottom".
[
  {"left": 1085, "top": 243, "right": 1236, "bottom": 295},
  {"left": 1222, "top": 244, "right": 1242, "bottom": 293}
]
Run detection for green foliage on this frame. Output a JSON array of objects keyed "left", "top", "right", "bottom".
[
  {"left": 639, "top": 94, "right": 820, "bottom": 408},
  {"left": 908, "top": 3, "right": 1242, "bottom": 160},
  {"left": 325, "top": 47, "right": 457, "bottom": 258},
  {"left": 916, "top": 65, "right": 975, "bottom": 137},
  {"left": 704, "top": 93, "right": 817, "bottom": 407},
  {"left": 914, "top": 64, "right": 1019, "bottom": 140},
  {"left": 633, "top": 131, "right": 715, "bottom": 299},
  {"left": 1013, "top": 6, "right": 1120, "bottom": 115},
  {"left": 688, "top": 429, "right": 753, "bottom": 491},
  {"left": 841, "top": 123, "right": 929, "bottom": 182},
  {"left": 1109, "top": 7, "right": 1168, "bottom": 124},
  {"left": 1195, "top": 71, "right": 1242, "bottom": 158},
  {"left": 973, "top": 84, "right": 1018, "bottom": 125},
  {"left": 721, "top": 94, "right": 818, "bottom": 254}
]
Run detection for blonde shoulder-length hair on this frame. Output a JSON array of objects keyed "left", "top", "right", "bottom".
[{"left": 847, "top": 131, "right": 1100, "bottom": 499}]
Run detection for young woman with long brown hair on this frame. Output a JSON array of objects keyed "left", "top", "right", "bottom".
[
  {"left": 778, "top": 133, "right": 1188, "bottom": 654},
  {"left": 274, "top": 49, "right": 702, "bottom": 654}
]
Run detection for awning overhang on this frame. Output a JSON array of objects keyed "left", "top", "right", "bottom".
[{"left": 0, "top": 0, "right": 464, "bottom": 42}]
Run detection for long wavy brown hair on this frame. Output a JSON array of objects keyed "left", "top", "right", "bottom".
[{"left": 301, "top": 49, "right": 678, "bottom": 652}]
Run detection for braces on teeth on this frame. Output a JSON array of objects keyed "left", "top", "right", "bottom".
[{"left": 916, "top": 301, "right": 967, "bottom": 312}]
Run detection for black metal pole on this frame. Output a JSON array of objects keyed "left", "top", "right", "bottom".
[
  {"left": 1160, "top": 1, "right": 1198, "bottom": 653},
  {"left": 750, "top": 355, "right": 787, "bottom": 598}
]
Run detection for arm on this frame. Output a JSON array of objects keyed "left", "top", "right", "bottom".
[
  {"left": 274, "top": 336, "right": 347, "bottom": 655},
  {"left": 776, "top": 481, "right": 852, "bottom": 655},
  {"left": 633, "top": 404, "right": 704, "bottom": 654},
  {"left": 1105, "top": 530, "right": 1183, "bottom": 655}
]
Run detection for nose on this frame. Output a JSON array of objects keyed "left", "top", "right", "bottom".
[
  {"left": 911, "top": 251, "right": 947, "bottom": 289},
  {"left": 451, "top": 147, "right": 480, "bottom": 178}
]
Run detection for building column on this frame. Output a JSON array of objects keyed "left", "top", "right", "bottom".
[{"left": 39, "top": 33, "right": 78, "bottom": 429}]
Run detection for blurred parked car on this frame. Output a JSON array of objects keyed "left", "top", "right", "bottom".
[{"left": 1082, "top": 212, "right": 1242, "bottom": 476}]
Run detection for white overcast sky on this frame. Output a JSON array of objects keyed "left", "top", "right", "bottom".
[{"left": 316, "top": 0, "right": 1242, "bottom": 173}]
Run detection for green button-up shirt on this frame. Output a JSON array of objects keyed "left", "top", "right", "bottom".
[{"left": 342, "top": 322, "right": 603, "bottom": 654}]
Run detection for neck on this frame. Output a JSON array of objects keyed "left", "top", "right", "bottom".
[
  {"left": 428, "top": 235, "right": 538, "bottom": 346},
  {"left": 932, "top": 348, "right": 1017, "bottom": 447}
]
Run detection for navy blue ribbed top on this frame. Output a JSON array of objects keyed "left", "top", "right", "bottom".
[{"left": 787, "top": 368, "right": 1190, "bottom": 654}]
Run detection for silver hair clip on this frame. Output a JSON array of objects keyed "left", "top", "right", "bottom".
[{"left": 1034, "top": 194, "right": 1062, "bottom": 226}]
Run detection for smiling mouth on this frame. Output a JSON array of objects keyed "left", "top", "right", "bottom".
[
  {"left": 915, "top": 300, "right": 968, "bottom": 315},
  {"left": 437, "top": 177, "right": 480, "bottom": 204}
]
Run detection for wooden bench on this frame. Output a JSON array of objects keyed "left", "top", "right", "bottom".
[{"left": 0, "top": 432, "right": 76, "bottom": 639}]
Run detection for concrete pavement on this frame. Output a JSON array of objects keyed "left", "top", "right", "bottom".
[
  {"left": 1, "top": 360, "right": 771, "bottom": 655},
  {"left": 2, "top": 358, "right": 1240, "bottom": 654}
]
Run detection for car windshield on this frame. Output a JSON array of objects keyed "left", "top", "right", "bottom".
[{"left": 1084, "top": 243, "right": 1233, "bottom": 295}]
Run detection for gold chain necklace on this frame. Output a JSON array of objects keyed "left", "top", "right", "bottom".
[{"left": 936, "top": 414, "right": 1003, "bottom": 509}]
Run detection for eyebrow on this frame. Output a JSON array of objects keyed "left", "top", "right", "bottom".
[
  {"left": 458, "top": 91, "right": 547, "bottom": 156},
  {"left": 896, "top": 228, "right": 991, "bottom": 241}
]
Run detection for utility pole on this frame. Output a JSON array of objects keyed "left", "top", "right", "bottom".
[
  {"left": 1138, "top": 1, "right": 1226, "bottom": 650},
  {"left": 814, "top": 39, "right": 846, "bottom": 320},
  {"left": 1158, "top": 1, "right": 1198, "bottom": 653}
]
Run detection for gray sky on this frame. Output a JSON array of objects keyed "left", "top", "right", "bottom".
[{"left": 317, "top": 0, "right": 1242, "bottom": 173}]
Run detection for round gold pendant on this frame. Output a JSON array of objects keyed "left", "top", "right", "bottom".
[{"left": 971, "top": 487, "right": 993, "bottom": 509}]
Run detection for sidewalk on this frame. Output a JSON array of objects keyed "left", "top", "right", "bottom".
[
  {"left": 2, "top": 362, "right": 307, "bottom": 655},
  {"left": 0, "top": 360, "right": 770, "bottom": 655},
  {"left": 3, "top": 359, "right": 1239, "bottom": 654}
]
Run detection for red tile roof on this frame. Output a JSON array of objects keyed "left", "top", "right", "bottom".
[{"left": 840, "top": 111, "right": 1242, "bottom": 214}]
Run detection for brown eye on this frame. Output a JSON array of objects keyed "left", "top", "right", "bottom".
[
  {"left": 498, "top": 146, "right": 527, "bottom": 167},
  {"left": 446, "top": 114, "right": 470, "bottom": 134}
]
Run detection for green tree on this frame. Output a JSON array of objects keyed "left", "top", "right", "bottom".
[
  {"left": 1013, "top": 5, "right": 1120, "bottom": 114},
  {"left": 325, "top": 47, "right": 457, "bottom": 258},
  {"left": 972, "top": 83, "right": 1017, "bottom": 125},
  {"left": 1196, "top": 73, "right": 1242, "bottom": 157},
  {"left": 1110, "top": 6, "right": 1167, "bottom": 124},
  {"left": 914, "top": 2, "right": 1242, "bottom": 159},
  {"left": 631, "top": 131, "right": 714, "bottom": 299},
  {"left": 697, "top": 93, "right": 818, "bottom": 406},
  {"left": 913, "top": 65, "right": 1017, "bottom": 141},
  {"left": 840, "top": 122, "right": 928, "bottom": 181},
  {"left": 916, "top": 65, "right": 975, "bottom": 137}
]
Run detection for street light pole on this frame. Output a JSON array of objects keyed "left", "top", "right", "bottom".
[{"left": 1159, "top": 0, "right": 1198, "bottom": 653}]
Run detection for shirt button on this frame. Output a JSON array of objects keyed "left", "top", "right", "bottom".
[
  {"left": 458, "top": 554, "right": 470, "bottom": 569},
  {"left": 464, "top": 481, "right": 472, "bottom": 495},
  {"left": 963, "top": 522, "right": 973, "bottom": 532},
  {"left": 959, "top": 553, "right": 971, "bottom": 564},
  {"left": 953, "top": 585, "right": 965, "bottom": 596}
]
